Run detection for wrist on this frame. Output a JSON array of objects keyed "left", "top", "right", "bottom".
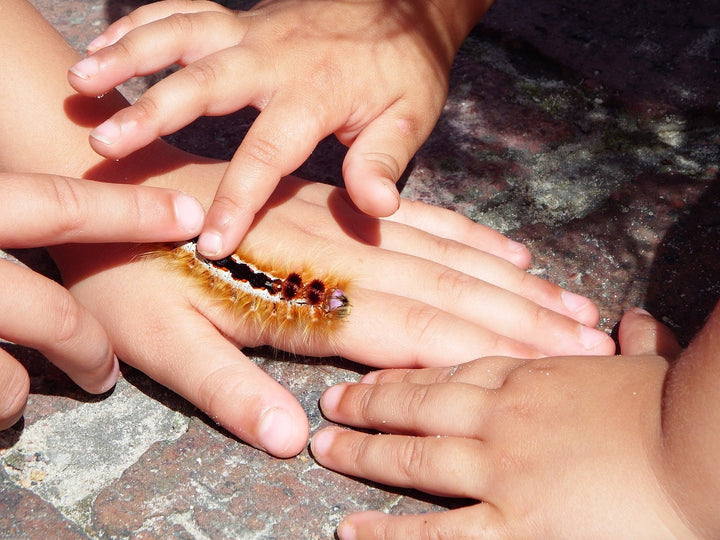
[{"left": 424, "top": 0, "right": 495, "bottom": 53}]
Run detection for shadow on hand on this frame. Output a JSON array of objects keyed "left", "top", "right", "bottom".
[{"left": 645, "top": 175, "right": 720, "bottom": 346}]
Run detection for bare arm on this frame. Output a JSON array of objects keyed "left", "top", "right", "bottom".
[
  {"left": 0, "top": 0, "right": 214, "bottom": 199},
  {"left": 661, "top": 301, "right": 720, "bottom": 536}
]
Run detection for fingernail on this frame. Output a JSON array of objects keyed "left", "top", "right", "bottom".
[
  {"left": 258, "top": 407, "right": 295, "bottom": 456},
  {"left": 360, "top": 370, "right": 380, "bottom": 384},
  {"left": 380, "top": 178, "right": 401, "bottom": 213},
  {"left": 630, "top": 307, "right": 652, "bottom": 317},
  {"left": 506, "top": 238, "right": 526, "bottom": 251},
  {"left": 337, "top": 521, "right": 357, "bottom": 540},
  {"left": 69, "top": 56, "right": 99, "bottom": 79},
  {"left": 319, "top": 384, "right": 346, "bottom": 413},
  {"left": 562, "top": 290, "right": 591, "bottom": 314},
  {"left": 174, "top": 194, "right": 205, "bottom": 235},
  {"left": 310, "top": 427, "right": 337, "bottom": 457},
  {"left": 86, "top": 35, "right": 108, "bottom": 54},
  {"left": 197, "top": 231, "right": 223, "bottom": 257},
  {"left": 90, "top": 119, "right": 121, "bottom": 146},
  {"left": 580, "top": 326, "right": 610, "bottom": 351},
  {"left": 98, "top": 355, "right": 120, "bottom": 393}
]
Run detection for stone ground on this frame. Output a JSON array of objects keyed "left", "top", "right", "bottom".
[{"left": 1, "top": 0, "right": 718, "bottom": 538}]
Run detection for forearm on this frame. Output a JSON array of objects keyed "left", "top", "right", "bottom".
[
  {"left": 661, "top": 300, "right": 720, "bottom": 537},
  {"left": 0, "top": 1, "right": 113, "bottom": 174},
  {"left": 0, "top": 0, "right": 212, "bottom": 200}
]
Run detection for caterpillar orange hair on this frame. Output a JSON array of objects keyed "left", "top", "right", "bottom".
[{"left": 152, "top": 239, "right": 351, "bottom": 349}]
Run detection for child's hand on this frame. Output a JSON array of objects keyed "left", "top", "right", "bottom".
[
  {"left": 0, "top": 172, "right": 204, "bottom": 430},
  {"left": 52, "top": 165, "right": 614, "bottom": 458},
  {"left": 68, "top": 0, "right": 491, "bottom": 258},
  {"left": 311, "top": 309, "right": 693, "bottom": 538}
]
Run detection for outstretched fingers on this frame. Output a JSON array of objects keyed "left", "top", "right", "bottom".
[
  {"left": 0, "top": 173, "right": 204, "bottom": 247},
  {"left": 320, "top": 381, "right": 495, "bottom": 437},
  {"left": 331, "top": 289, "right": 543, "bottom": 367},
  {"left": 346, "top": 254, "right": 612, "bottom": 357},
  {"left": 83, "top": 0, "right": 232, "bottom": 54},
  {"left": 335, "top": 506, "right": 503, "bottom": 540},
  {"left": 80, "top": 46, "right": 265, "bottom": 161},
  {"left": 386, "top": 197, "right": 532, "bottom": 268},
  {"left": 70, "top": 10, "right": 244, "bottom": 96},
  {"left": 311, "top": 427, "right": 487, "bottom": 499}
]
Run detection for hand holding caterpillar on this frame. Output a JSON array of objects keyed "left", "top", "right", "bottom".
[{"left": 58, "top": 174, "right": 613, "bottom": 458}]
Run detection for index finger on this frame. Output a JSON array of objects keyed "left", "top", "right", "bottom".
[
  {"left": 84, "top": 0, "right": 231, "bottom": 53},
  {"left": 197, "top": 98, "right": 330, "bottom": 258},
  {"left": 0, "top": 173, "right": 204, "bottom": 247}
]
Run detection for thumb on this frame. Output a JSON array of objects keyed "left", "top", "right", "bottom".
[
  {"left": 341, "top": 109, "right": 428, "bottom": 217},
  {"left": 618, "top": 308, "right": 682, "bottom": 358}
]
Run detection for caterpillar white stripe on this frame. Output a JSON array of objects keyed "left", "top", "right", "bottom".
[{"left": 153, "top": 239, "right": 351, "bottom": 348}]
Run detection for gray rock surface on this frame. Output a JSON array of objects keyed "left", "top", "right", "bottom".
[{"left": 1, "top": 0, "right": 718, "bottom": 537}]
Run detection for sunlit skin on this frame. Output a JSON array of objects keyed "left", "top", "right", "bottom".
[
  {"left": 9, "top": 1, "right": 720, "bottom": 536},
  {"left": 0, "top": 174, "right": 206, "bottom": 430},
  {"left": 2, "top": 0, "right": 610, "bottom": 459},
  {"left": 68, "top": 0, "right": 494, "bottom": 258}
]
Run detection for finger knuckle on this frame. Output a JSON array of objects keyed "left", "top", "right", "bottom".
[
  {"left": 117, "top": 187, "right": 147, "bottom": 232},
  {"left": 499, "top": 366, "right": 555, "bottom": 418},
  {"left": 403, "top": 304, "right": 444, "bottom": 366},
  {"left": 123, "top": 5, "right": 154, "bottom": 28},
  {"left": 211, "top": 192, "right": 250, "bottom": 216},
  {"left": 526, "top": 304, "right": 559, "bottom": 340},
  {"left": 164, "top": 12, "right": 196, "bottom": 37},
  {"left": 48, "top": 176, "right": 88, "bottom": 238},
  {"left": 435, "top": 267, "right": 475, "bottom": 302},
  {"left": 183, "top": 59, "right": 222, "bottom": 91},
  {"left": 195, "top": 364, "right": 247, "bottom": 427},
  {"left": 357, "top": 386, "right": 379, "bottom": 422},
  {"left": 433, "top": 267, "right": 490, "bottom": 328},
  {"left": 51, "top": 292, "right": 87, "bottom": 348},
  {"left": 103, "top": 37, "right": 134, "bottom": 63},
  {"left": 130, "top": 95, "right": 162, "bottom": 126},
  {"left": 428, "top": 235, "right": 459, "bottom": 265},
  {"left": 236, "top": 137, "right": 284, "bottom": 172},
  {"left": 364, "top": 151, "right": 403, "bottom": 183},
  {"left": 400, "top": 384, "right": 431, "bottom": 419},
  {"left": 396, "top": 437, "right": 428, "bottom": 480}
]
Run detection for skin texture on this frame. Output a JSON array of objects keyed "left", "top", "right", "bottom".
[
  {"left": 67, "top": 0, "right": 494, "bottom": 258},
  {"left": 311, "top": 309, "right": 714, "bottom": 538},
  {"left": 8, "top": 1, "right": 720, "bottom": 536},
  {"left": 53, "top": 170, "right": 614, "bottom": 458},
  {"left": 0, "top": 174, "right": 206, "bottom": 430},
  {"left": 62, "top": 0, "right": 720, "bottom": 536},
  {"left": 1, "top": 0, "right": 611, "bottom": 458}
]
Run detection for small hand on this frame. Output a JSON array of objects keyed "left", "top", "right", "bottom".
[
  {"left": 68, "top": 0, "right": 489, "bottom": 257},
  {"left": 311, "top": 309, "right": 693, "bottom": 538},
  {"left": 0, "top": 172, "right": 204, "bottom": 430}
]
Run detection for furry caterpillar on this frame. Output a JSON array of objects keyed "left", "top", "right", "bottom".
[{"left": 154, "top": 240, "right": 351, "bottom": 348}]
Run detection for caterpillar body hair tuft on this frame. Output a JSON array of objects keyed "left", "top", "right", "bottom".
[{"left": 150, "top": 239, "right": 351, "bottom": 350}]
